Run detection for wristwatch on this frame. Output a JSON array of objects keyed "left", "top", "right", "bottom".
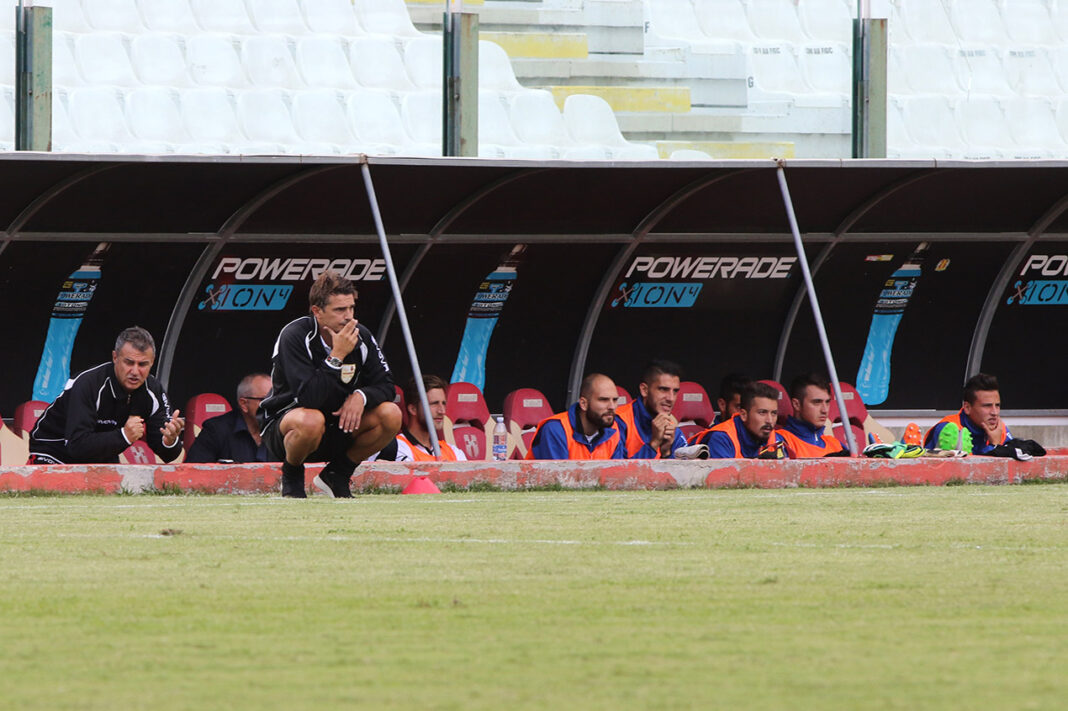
[{"left": 325, "top": 356, "right": 343, "bottom": 368}]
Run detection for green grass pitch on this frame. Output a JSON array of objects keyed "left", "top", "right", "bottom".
[{"left": 1, "top": 486, "right": 1065, "bottom": 710}]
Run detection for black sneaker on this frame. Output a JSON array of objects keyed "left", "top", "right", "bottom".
[
  {"left": 281, "top": 473, "right": 307, "bottom": 498},
  {"left": 313, "top": 464, "right": 353, "bottom": 498}
]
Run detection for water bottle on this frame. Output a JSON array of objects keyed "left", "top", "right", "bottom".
[
  {"left": 33, "top": 242, "right": 110, "bottom": 402},
  {"left": 855, "top": 242, "right": 929, "bottom": 406},
  {"left": 451, "top": 244, "right": 526, "bottom": 391},
  {"left": 492, "top": 416, "right": 507, "bottom": 461}
]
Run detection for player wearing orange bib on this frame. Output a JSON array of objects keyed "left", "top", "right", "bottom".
[
  {"left": 370, "top": 375, "right": 467, "bottom": 462},
  {"left": 776, "top": 373, "right": 845, "bottom": 458}
]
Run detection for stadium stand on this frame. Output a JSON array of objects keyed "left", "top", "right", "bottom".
[
  {"left": 443, "top": 381, "right": 494, "bottom": 461},
  {"left": 3, "top": 0, "right": 1068, "bottom": 159}
]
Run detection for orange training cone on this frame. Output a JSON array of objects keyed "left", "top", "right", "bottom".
[{"left": 402, "top": 476, "right": 441, "bottom": 495}]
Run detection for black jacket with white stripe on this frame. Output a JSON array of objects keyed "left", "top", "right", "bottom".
[
  {"left": 29, "top": 362, "right": 181, "bottom": 464},
  {"left": 258, "top": 315, "right": 394, "bottom": 428}
]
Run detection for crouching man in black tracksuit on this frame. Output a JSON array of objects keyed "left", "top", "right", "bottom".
[
  {"left": 29, "top": 326, "right": 185, "bottom": 464},
  {"left": 259, "top": 270, "right": 401, "bottom": 498}
]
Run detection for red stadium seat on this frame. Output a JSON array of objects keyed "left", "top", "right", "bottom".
[
  {"left": 444, "top": 381, "right": 492, "bottom": 460},
  {"left": 0, "top": 413, "right": 30, "bottom": 466},
  {"left": 758, "top": 379, "right": 792, "bottom": 426},
  {"left": 13, "top": 400, "right": 49, "bottom": 438},
  {"left": 831, "top": 422, "right": 866, "bottom": 452},
  {"left": 672, "top": 381, "right": 716, "bottom": 442},
  {"left": 183, "top": 393, "right": 232, "bottom": 451},
  {"left": 120, "top": 440, "right": 163, "bottom": 465},
  {"left": 828, "top": 381, "right": 868, "bottom": 428},
  {"left": 503, "top": 388, "right": 553, "bottom": 458},
  {"left": 615, "top": 385, "right": 632, "bottom": 407}
]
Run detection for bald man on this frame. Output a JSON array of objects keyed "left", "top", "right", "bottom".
[{"left": 527, "top": 373, "right": 627, "bottom": 460}]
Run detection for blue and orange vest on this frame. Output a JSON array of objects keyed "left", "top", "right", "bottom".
[
  {"left": 777, "top": 424, "right": 843, "bottom": 459},
  {"left": 398, "top": 433, "right": 462, "bottom": 462},
  {"left": 923, "top": 410, "right": 1007, "bottom": 450},
  {"left": 526, "top": 411, "right": 622, "bottom": 460},
  {"left": 615, "top": 399, "right": 660, "bottom": 459}
]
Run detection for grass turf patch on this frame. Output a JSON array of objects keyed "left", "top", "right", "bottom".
[{"left": 0, "top": 487, "right": 1065, "bottom": 710}]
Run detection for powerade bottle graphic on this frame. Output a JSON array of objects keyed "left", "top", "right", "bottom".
[
  {"left": 450, "top": 244, "right": 526, "bottom": 390},
  {"left": 32, "top": 242, "right": 110, "bottom": 402},
  {"left": 855, "top": 242, "right": 929, "bottom": 406}
]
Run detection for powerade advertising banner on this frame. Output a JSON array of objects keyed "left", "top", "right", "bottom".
[
  {"left": 167, "top": 245, "right": 411, "bottom": 407},
  {"left": 783, "top": 241, "right": 1015, "bottom": 411},
  {"left": 985, "top": 243, "right": 1068, "bottom": 409},
  {"left": 587, "top": 245, "right": 804, "bottom": 394},
  {"left": 0, "top": 242, "right": 202, "bottom": 415}
]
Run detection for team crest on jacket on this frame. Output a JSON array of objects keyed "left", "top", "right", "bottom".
[{"left": 341, "top": 364, "right": 356, "bottom": 384}]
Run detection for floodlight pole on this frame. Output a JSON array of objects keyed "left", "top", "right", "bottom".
[
  {"left": 775, "top": 163, "right": 858, "bottom": 456},
  {"left": 360, "top": 160, "right": 441, "bottom": 459}
]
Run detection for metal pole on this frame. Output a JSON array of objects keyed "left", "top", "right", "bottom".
[
  {"left": 775, "top": 163, "right": 858, "bottom": 456},
  {"left": 360, "top": 161, "right": 440, "bottom": 459}
]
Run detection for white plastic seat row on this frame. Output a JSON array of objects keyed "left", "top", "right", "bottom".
[
  {"left": 747, "top": 43, "right": 850, "bottom": 107},
  {"left": 892, "top": 43, "right": 1068, "bottom": 99},
  {"left": 39, "top": 0, "right": 394, "bottom": 36},
  {"left": 644, "top": 0, "right": 855, "bottom": 47}
]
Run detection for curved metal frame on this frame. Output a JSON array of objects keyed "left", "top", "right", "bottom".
[
  {"left": 375, "top": 167, "right": 543, "bottom": 344},
  {"left": 156, "top": 165, "right": 342, "bottom": 387},
  {"left": 772, "top": 169, "right": 944, "bottom": 381},
  {"left": 0, "top": 164, "right": 119, "bottom": 260},
  {"left": 566, "top": 168, "right": 754, "bottom": 403},
  {"left": 963, "top": 191, "right": 1068, "bottom": 378}
]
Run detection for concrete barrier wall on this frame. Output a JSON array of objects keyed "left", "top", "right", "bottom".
[{"left": 1, "top": 457, "right": 1065, "bottom": 495}]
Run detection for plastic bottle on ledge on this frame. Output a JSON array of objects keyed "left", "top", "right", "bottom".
[{"left": 492, "top": 416, "right": 507, "bottom": 461}]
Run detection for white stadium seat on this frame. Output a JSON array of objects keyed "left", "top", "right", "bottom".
[
  {"left": 346, "top": 88, "right": 410, "bottom": 150},
  {"left": 83, "top": 0, "right": 144, "bottom": 33},
  {"left": 67, "top": 86, "right": 135, "bottom": 143},
  {"left": 0, "top": 5, "right": 12, "bottom": 32},
  {"left": 900, "top": 95, "right": 966, "bottom": 153},
  {"left": 479, "top": 41, "right": 524, "bottom": 92},
  {"left": 295, "top": 37, "right": 357, "bottom": 89},
  {"left": 798, "top": 43, "right": 850, "bottom": 96},
  {"left": 248, "top": 0, "right": 310, "bottom": 35},
  {"left": 355, "top": 0, "right": 421, "bottom": 37},
  {"left": 291, "top": 89, "right": 357, "bottom": 148},
  {"left": 508, "top": 90, "right": 572, "bottom": 147},
  {"left": 797, "top": 0, "right": 853, "bottom": 44},
  {"left": 644, "top": 0, "right": 738, "bottom": 53},
  {"left": 694, "top": 0, "right": 756, "bottom": 43},
  {"left": 887, "top": 46, "right": 913, "bottom": 96},
  {"left": 126, "top": 86, "right": 187, "bottom": 143},
  {"left": 130, "top": 33, "right": 192, "bottom": 87},
  {"left": 898, "top": 43, "right": 964, "bottom": 97},
  {"left": 53, "top": 32, "right": 83, "bottom": 87},
  {"left": 301, "top": 0, "right": 361, "bottom": 36},
  {"left": 956, "top": 97, "right": 1011, "bottom": 158},
  {"left": 49, "top": 0, "right": 92, "bottom": 33},
  {"left": 0, "top": 85, "right": 13, "bottom": 148},
  {"left": 74, "top": 32, "right": 139, "bottom": 86},
  {"left": 747, "top": 43, "right": 804, "bottom": 100},
  {"left": 52, "top": 90, "right": 85, "bottom": 151},
  {"left": 1005, "top": 98, "right": 1066, "bottom": 155},
  {"left": 181, "top": 87, "right": 243, "bottom": 144},
  {"left": 0, "top": 31, "right": 14, "bottom": 86},
  {"left": 349, "top": 36, "right": 414, "bottom": 90},
  {"left": 745, "top": 0, "right": 807, "bottom": 43},
  {"left": 478, "top": 91, "right": 522, "bottom": 155},
  {"left": 241, "top": 35, "right": 303, "bottom": 88},
  {"left": 187, "top": 35, "right": 248, "bottom": 87},
  {"left": 562, "top": 94, "right": 629, "bottom": 147},
  {"left": 1048, "top": 46, "right": 1068, "bottom": 93},
  {"left": 894, "top": 0, "right": 956, "bottom": 44},
  {"left": 137, "top": 0, "right": 201, "bottom": 34},
  {"left": 947, "top": 0, "right": 1009, "bottom": 46},
  {"left": 400, "top": 90, "right": 441, "bottom": 146},
  {"left": 1053, "top": 0, "right": 1068, "bottom": 43},
  {"left": 954, "top": 47, "right": 1013, "bottom": 98},
  {"left": 236, "top": 89, "right": 300, "bottom": 146},
  {"left": 401, "top": 36, "right": 442, "bottom": 90},
  {"left": 1001, "top": 0, "right": 1057, "bottom": 45},
  {"left": 1003, "top": 48, "right": 1059, "bottom": 97},
  {"left": 190, "top": 0, "right": 256, "bottom": 34}
]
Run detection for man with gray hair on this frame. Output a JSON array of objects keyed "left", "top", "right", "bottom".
[
  {"left": 186, "top": 373, "right": 272, "bottom": 463},
  {"left": 28, "top": 326, "right": 184, "bottom": 464}
]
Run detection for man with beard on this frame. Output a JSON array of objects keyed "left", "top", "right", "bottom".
[
  {"left": 527, "top": 373, "right": 627, "bottom": 460},
  {"left": 688, "top": 382, "right": 786, "bottom": 459},
  {"left": 370, "top": 375, "right": 467, "bottom": 461},
  {"left": 614, "top": 359, "right": 687, "bottom": 459},
  {"left": 776, "top": 373, "right": 845, "bottom": 458}
]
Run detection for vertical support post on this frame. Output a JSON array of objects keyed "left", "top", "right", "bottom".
[
  {"left": 851, "top": 15, "right": 869, "bottom": 158},
  {"left": 16, "top": 3, "right": 53, "bottom": 151},
  {"left": 867, "top": 18, "right": 887, "bottom": 159},
  {"left": 776, "top": 164, "right": 858, "bottom": 456},
  {"left": 443, "top": 10, "right": 478, "bottom": 157},
  {"left": 360, "top": 162, "right": 441, "bottom": 459}
]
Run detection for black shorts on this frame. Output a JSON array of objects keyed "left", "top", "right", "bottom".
[{"left": 262, "top": 412, "right": 355, "bottom": 464}]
